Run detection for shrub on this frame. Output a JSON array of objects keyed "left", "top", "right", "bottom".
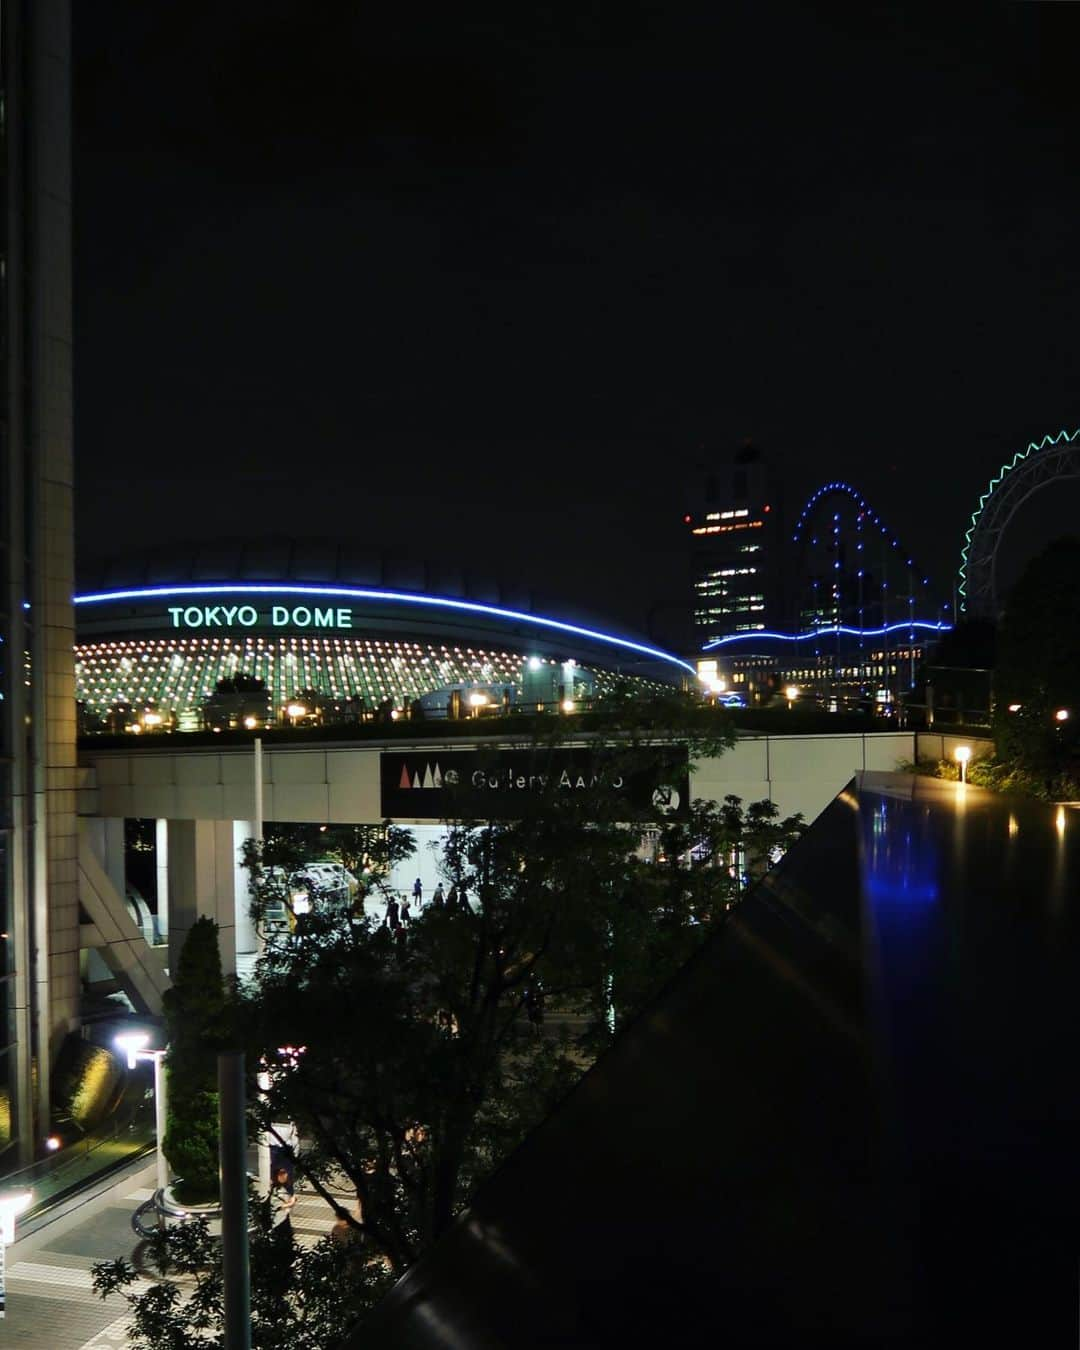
[{"left": 162, "top": 917, "right": 226, "bottom": 1201}]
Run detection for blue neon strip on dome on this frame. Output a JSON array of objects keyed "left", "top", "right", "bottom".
[
  {"left": 73, "top": 583, "right": 697, "bottom": 675},
  {"left": 701, "top": 619, "right": 951, "bottom": 651}
]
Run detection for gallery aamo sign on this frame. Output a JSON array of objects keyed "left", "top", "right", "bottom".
[
  {"left": 168, "top": 604, "right": 354, "bottom": 630},
  {"left": 380, "top": 747, "right": 689, "bottom": 820}
]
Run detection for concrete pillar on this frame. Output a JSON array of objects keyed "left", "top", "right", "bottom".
[
  {"left": 83, "top": 817, "right": 130, "bottom": 898},
  {"left": 233, "top": 821, "right": 260, "bottom": 959},
  {"left": 82, "top": 816, "right": 127, "bottom": 902},
  {"left": 155, "top": 819, "right": 170, "bottom": 942},
  {"left": 102, "top": 818, "right": 125, "bottom": 902},
  {"left": 167, "top": 820, "right": 238, "bottom": 978}
]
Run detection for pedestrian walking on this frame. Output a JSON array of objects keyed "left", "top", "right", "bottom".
[
  {"left": 386, "top": 896, "right": 400, "bottom": 931},
  {"left": 412, "top": 876, "right": 423, "bottom": 906},
  {"left": 432, "top": 883, "right": 445, "bottom": 907},
  {"left": 525, "top": 981, "right": 546, "bottom": 1036},
  {"left": 270, "top": 1166, "right": 296, "bottom": 1241},
  {"left": 400, "top": 895, "right": 412, "bottom": 926}
]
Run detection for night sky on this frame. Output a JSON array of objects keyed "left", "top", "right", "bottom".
[{"left": 73, "top": 3, "right": 1080, "bottom": 644}]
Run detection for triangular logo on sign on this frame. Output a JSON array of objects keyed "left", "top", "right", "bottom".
[
  {"left": 413, "top": 772, "right": 422, "bottom": 789},
  {"left": 422, "top": 764, "right": 434, "bottom": 789},
  {"left": 399, "top": 764, "right": 411, "bottom": 790},
  {"left": 432, "top": 762, "right": 442, "bottom": 787}
]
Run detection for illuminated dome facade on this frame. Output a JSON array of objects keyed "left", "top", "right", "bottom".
[{"left": 74, "top": 544, "right": 690, "bottom": 733}]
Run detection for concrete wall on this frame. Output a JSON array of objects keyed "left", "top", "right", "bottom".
[
  {"left": 81, "top": 731, "right": 919, "bottom": 832},
  {"left": 914, "top": 731, "right": 994, "bottom": 767},
  {"left": 692, "top": 731, "right": 917, "bottom": 825},
  {"left": 76, "top": 732, "right": 920, "bottom": 978},
  {"left": 86, "top": 743, "right": 382, "bottom": 825}
]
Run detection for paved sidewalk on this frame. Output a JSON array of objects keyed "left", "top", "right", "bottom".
[{"left": 4, "top": 1163, "right": 347, "bottom": 1347}]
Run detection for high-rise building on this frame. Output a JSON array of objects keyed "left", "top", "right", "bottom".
[
  {"left": 684, "top": 444, "right": 786, "bottom": 646},
  {"left": 1, "top": 0, "right": 78, "bottom": 1169}
]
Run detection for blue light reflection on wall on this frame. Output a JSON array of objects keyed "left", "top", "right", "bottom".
[
  {"left": 864, "top": 800, "right": 940, "bottom": 910},
  {"left": 861, "top": 795, "right": 945, "bottom": 1122}
]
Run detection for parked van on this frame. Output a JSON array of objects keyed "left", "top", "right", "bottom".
[{"left": 289, "top": 862, "right": 358, "bottom": 907}]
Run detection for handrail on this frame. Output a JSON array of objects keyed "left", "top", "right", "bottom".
[{"left": 1, "top": 1067, "right": 157, "bottom": 1218}]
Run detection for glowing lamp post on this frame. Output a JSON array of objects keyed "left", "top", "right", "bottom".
[
  {"left": 785, "top": 685, "right": 799, "bottom": 712},
  {"left": 954, "top": 744, "right": 972, "bottom": 785},
  {"left": 1054, "top": 708, "right": 1070, "bottom": 723},
  {"left": 116, "top": 1032, "right": 169, "bottom": 1195}
]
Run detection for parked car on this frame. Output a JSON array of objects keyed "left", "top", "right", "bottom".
[{"left": 289, "top": 861, "right": 358, "bottom": 907}]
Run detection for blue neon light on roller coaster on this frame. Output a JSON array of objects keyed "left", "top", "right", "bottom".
[
  {"left": 73, "top": 583, "right": 697, "bottom": 675},
  {"left": 702, "top": 619, "right": 952, "bottom": 651},
  {"left": 791, "top": 480, "right": 932, "bottom": 588}
]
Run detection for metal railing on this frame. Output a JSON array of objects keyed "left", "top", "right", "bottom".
[{"left": 0, "top": 1070, "right": 156, "bottom": 1222}]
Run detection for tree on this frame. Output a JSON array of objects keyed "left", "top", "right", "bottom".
[
  {"left": 921, "top": 619, "right": 996, "bottom": 725},
  {"left": 96, "top": 694, "right": 802, "bottom": 1344},
  {"left": 993, "top": 536, "right": 1080, "bottom": 790},
  {"left": 161, "top": 916, "right": 227, "bottom": 1201},
  {"left": 93, "top": 1204, "right": 393, "bottom": 1350},
  {"left": 240, "top": 699, "right": 795, "bottom": 1271}
]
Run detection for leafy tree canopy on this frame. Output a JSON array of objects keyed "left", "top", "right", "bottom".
[
  {"left": 97, "top": 694, "right": 801, "bottom": 1345},
  {"left": 994, "top": 535, "right": 1080, "bottom": 779}
]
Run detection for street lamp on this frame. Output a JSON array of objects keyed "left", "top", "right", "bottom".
[
  {"left": 954, "top": 744, "right": 972, "bottom": 784},
  {"left": 1054, "top": 708, "right": 1070, "bottom": 723},
  {"left": 784, "top": 685, "right": 799, "bottom": 711},
  {"left": 115, "top": 1032, "right": 169, "bottom": 1195}
]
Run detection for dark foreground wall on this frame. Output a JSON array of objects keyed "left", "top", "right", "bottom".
[{"left": 353, "top": 774, "right": 1080, "bottom": 1346}]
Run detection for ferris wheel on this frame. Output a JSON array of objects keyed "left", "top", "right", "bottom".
[{"left": 958, "top": 428, "right": 1080, "bottom": 618}]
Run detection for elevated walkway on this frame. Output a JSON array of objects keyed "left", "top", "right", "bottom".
[{"left": 356, "top": 773, "right": 1080, "bottom": 1346}]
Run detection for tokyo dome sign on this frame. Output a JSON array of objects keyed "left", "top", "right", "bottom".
[{"left": 167, "top": 604, "right": 354, "bottom": 630}]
